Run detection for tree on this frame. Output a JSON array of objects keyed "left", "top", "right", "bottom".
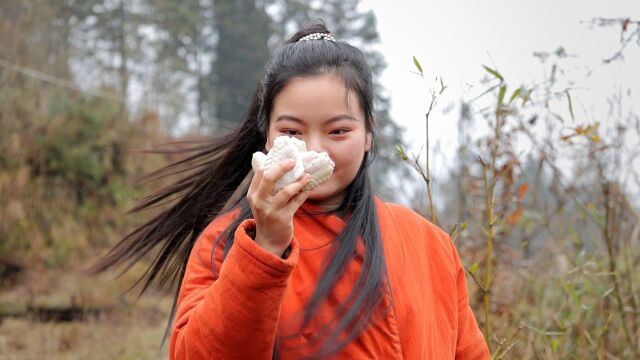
[
  {"left": 0, "top": 1, "right": 74, "bottom": 78},
  {"left": 148, "top": 0, "right": 216, "bottom": 129},
  {"left": 209, "top": 0, "right": 272, "bottom": 133},
  {"left": 69, "top": 0, "right": 148, "bottom": 114}
]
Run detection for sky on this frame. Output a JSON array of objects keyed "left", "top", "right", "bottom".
[{"left": 357, "top": 0, "right": 640, "bottom": 197}]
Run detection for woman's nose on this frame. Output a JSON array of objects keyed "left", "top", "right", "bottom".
[{"left": 304, "top": 136, "right": 326, "bottom": 153}]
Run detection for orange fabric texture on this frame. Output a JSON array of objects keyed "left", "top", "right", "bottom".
[{"left": 169, "top": 197, "right": 489, "bottom": 359}]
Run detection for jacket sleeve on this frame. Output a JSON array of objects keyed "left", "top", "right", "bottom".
[
  {"left": 169, "top": 216, "right": 299, "bottom": 360},
  {"left": 449, "top": 239, "right": 491, "bottom": 360}
]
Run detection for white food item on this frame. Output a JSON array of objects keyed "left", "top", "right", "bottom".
[
  {"left": 298, "top": 151, "right": 334, "bottom": 190},
  {"left": 251, "top": 136, "right": 335, "bottom": 192}
]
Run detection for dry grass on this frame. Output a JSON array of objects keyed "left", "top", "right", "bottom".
[{"left": 0, "top": 265, "right": 174, "bottom": 360}]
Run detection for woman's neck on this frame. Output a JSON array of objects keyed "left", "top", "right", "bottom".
[{"left": 306, "top": 192, "right": 348, "bottom": 218}]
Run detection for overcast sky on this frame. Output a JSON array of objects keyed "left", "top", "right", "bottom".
[{"left": 358, "top": 0, "right": 640, "bottom": 189}]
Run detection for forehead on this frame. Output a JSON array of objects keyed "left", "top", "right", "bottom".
[{"left": 270, "top": 74, "right": 363, "bottom": 121}]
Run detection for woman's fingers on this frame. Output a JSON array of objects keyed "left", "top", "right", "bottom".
[
  {"left": 257, "top": 159, "right": 296, "bottom": 198},
  {"left": 284, "top": 187, "right": 312, "bottom": 213},
  {"left": 247, "top": 168, "right": 263, "bottom": 197},
  {"left": 272, "top": 173, "right": 311, "bottom": 208},
  {"left": 246, "top": 156, "right": 312, "bottom": 256}
]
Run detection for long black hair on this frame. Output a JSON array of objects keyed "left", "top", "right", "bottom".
[{"left": 88, "top": 20, "right": 391, "bottom": 359}]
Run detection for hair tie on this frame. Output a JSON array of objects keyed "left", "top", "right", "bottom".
[{"left": 298, "top": 32, "right": 336, "bottom": 42}]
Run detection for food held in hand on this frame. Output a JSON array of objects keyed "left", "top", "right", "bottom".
[{"left": 252, "top": 136, "right": 335, "bottom": 192}]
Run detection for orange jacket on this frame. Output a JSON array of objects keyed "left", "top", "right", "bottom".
[{"left": 170, "top": 197, "right": 489, "bottom": 359}]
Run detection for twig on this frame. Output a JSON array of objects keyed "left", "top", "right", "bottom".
[{"left": 0, "top": 58, "right": 124, "bottom": 103}]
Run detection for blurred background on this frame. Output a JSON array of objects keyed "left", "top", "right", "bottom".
[{"left": 0, "top": 0, "right": 639, "bottom": 358}]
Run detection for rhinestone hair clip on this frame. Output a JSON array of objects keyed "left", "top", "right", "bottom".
[{"left": 298, "top": 32, "right": 336, "bottom": 42}]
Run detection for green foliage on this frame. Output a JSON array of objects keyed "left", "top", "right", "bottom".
[
  {"left": 508, "top": 87, "right": 522, "bottom": 104},
  {"left": 497, "top": 85, "right": 507, "bottom": 111},
  {"left": 0, "top": 84, "right": 165, "bottom": 268},
  {"left": 395, "top": 144, "right": 409, "bottom": 161},
  {"left": 469, "top": 262, "right": 479, "bottom": 275},
  {"left": 39, "top": 95, "right": 123, "bottom": 198},
  {"left": 412, "top": 55, "right": 423, "bottom": 75},
  {"left": 483, "top": 65, "right": 504, "bottom": 82}
]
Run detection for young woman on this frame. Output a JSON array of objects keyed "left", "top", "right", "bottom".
[{"left": 91, "top": 21, "right": 489, "bottom": 359}]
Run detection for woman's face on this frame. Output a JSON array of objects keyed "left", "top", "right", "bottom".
[{"left": 266, "top": 73, "right": 372, "bottom": 208}]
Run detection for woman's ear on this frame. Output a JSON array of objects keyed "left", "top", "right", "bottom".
[
  {"left": 365, "top": 115, "right": 375, "bottom": 152},
  {"left": 365, "top": 132, "right": 372, "bottom": 152}
]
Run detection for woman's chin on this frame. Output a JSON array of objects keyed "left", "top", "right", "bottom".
[
  {"left": 305, "top": 181, "right": 342, "bottom": 205},
  {"left": 306, "top": 185, "right": 327, "bottom": 200}
]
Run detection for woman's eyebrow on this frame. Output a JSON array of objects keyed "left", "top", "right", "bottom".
[{"left": 275, "top": 114, "right": 358, "bottom": 124}]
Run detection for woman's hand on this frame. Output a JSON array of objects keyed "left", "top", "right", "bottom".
[{"left": 247, "top": 159, "right": 312, "bottom": 257}]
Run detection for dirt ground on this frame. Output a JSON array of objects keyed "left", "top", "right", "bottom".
[{"left": 0, "top": 266, "right": 174, "bottom": 359}]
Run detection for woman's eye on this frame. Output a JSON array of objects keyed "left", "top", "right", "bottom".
[
  {"left": 331, "top": 129, "right": 349, "bottom": 135},
  {"left": 281, "top": 129, "right": 300, "bottom": 136}
]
